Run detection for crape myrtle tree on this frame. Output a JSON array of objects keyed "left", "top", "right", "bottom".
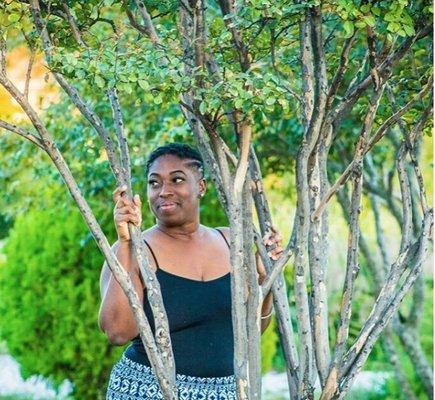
[{"left": 0, "top": 0, "right": 432, "bottom": 399}]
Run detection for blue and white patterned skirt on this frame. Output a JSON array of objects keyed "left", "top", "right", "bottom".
[{"left": 106, "top": 355, "right": 237, "bottom": 400}]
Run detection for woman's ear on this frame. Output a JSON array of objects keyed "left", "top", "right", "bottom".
[{"left": 198, "top": 179, "right": 206, "bottom": 198}]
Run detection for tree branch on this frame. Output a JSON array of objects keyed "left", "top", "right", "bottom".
[
  {"left": 133, "top": 0, "right": 160, "bottom": 44},
  {"left": 107, "top": 87, "right": 131, "bottom": 186},
  {"left": 0, "top": 119, "right": 45, "bottom": 150},
  {"left": 339, "top": 210, "right": 433, "bottom": 397},
  {"left": 61, "top": 3, "right": 87, "bottom": 47},
  {"left": 330, "top": 23, "right": 431, "bottom": 125},
  {"left": 326, "top": 34, "right": 356, "bottom": 109},
  {"left": 313, "top": 76, "right": 432, "bottom": 221}
]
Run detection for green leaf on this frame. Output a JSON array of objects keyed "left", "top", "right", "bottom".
[
  {"left": 387, "top": 22, "right": 400, "bottom": 32},
  {"left": 199, "top": 101, "right": 207, "bottom": 114},
  {"left": 360, "top": 4, "right": 371, "bottom": 13},
  {"left": 8, "top": 13, "right": 20, "bottom": 23},
  {"left": 403, "top": 24, "right": 415, "bottom": 36},
  {"left": 372, "top": 7, "right": 381, "bottom": 16},
  {"left": 138, "top": 80, "right": 150, "bottom": 90},
  {"left": 94, "top": 75, "right": 105, "bottom": 88},
  {"left": 364, "top": 15, "right": 376, "bottom": 27},
  {"left": 343, "top": 20, "right": 354, "bottom": 37},
  {"left": 234, "top": 98, "right": 244, "bottom": 109},
  {"left": 266, "top": 97, "right": 276, "bottom": 106},
  {"left": 384, "top": 12, "right": 395, "bottom": 22}
]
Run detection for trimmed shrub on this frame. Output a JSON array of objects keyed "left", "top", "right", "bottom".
[{"left": 0, "top": 201, "right": 123, "bottom": 399}]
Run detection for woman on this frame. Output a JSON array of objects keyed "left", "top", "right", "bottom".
[{"left": 99, "top": 143, "right": 282, "bottom": 400}]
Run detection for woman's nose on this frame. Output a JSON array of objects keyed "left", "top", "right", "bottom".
[{"left": 158, "top": 182, "right": 174, "bottom": 197}]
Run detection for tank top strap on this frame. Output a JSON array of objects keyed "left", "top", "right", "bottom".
[
  {"left": 143, "top": 238, "right": 160, "bottom": 270},
  {"left": 215, "top": 228, "right": 230, "bottom": 249}
]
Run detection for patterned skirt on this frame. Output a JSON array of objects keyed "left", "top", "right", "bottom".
[{"left": 106, "top": 355, "right": 237, "bottom": 400}]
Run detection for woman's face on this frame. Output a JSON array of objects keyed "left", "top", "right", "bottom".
[{"left": 147, "top": 154, "right": 205, "bottom": 226}]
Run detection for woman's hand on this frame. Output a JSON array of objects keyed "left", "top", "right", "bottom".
[
  {"left": 256, "top": 227, "right": 283, "bottom": 285},
  {"left": 263, "top": 227, "right": 283, "bottom": 261},
  {"left": 113, "top": 185, "right": 142, "bottom": 242}
]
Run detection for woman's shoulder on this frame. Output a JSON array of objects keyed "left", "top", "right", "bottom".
[
  {"left": 210, "top": 226, "right": 230, "bottom": 242},
  {"left": 141, "top": 226, "right": 157, "bottom": 237},
  {"left": 213, "top": 226, "right": 230, "bottom": 234}
]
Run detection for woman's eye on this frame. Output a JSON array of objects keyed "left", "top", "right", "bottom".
[
  {"left": 148, "top": 181, "right": 160, "bottom": 188},
  {"left": 173, "top": 177, "right": 184, "bottom": 183}
]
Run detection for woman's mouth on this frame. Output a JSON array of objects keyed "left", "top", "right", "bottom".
[{"left": 159, "top": 202, "right": 178, "bottom": 212}]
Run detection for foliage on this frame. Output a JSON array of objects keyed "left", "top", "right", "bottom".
[
  {"left": 0, "top": 0, "right": 433, "bottom": 398},
  {"left": 0, "top": 192, "right": 123, "bottom": 399},
  {"left": 261, "top": 316, "right": 279, "bottom": 373}
]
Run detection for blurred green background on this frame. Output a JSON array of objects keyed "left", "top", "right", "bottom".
[{"left": 0, "top": 3, "right": 433, "bottom": 399}]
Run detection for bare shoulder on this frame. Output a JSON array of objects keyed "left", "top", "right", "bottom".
[
  {"left": 213, "top": 226, "right": 230, "bottom": 242},
  {"left": 141, "top": 228, "right": 158, "bottom": 272}
]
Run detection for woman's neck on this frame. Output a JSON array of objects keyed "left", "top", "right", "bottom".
[{"left": 155, "top": 221, "right": 202, "bottom": 240}]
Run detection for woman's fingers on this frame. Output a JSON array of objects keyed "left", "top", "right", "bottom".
[
  {"left": 116, "top": 214, "right": 140, "bottom": 225},
  {"left": 262, "top": 226, "right": 283, "bottom": 260},
  {"left": 116, "top": 205, "right": 138, "bottom": 215},
  {"left": 113, "top": 185, "right": 127, "bottom": 203},
  {"left": 133, "top": 194, "right": 141, "bottom": 207}
]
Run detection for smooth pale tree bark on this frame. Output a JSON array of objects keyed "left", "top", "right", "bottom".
[{"left": 1, "top": 2, "right": 433, "bottom": 400}]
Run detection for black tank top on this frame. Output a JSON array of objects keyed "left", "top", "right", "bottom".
[{"left": 124, "top": 229, "right": 234, "bottom": 377}]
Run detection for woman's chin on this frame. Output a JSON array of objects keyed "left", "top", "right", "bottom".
[{"left": 157, "top": 212, "right": 183, "bottom": 226}]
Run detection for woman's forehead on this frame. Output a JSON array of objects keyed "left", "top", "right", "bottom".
[{"left": 148, "top": 154, "right": 193, "bottom": 175}]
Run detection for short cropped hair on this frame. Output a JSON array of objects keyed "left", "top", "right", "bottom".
[{"left": 146, "top": 143, "right": 204, "bottom": 178}]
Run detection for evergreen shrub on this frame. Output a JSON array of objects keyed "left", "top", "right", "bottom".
[{"left": 0, "top": 201, "right": 123, "bottom": 399}]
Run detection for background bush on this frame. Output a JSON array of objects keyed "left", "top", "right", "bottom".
[{"left": 0, "top": 193, "right": 123, "bottom": 399}]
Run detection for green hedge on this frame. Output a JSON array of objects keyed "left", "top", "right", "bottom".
[{"left": 0, "top": 201, "right": 123, "bottom": 399}]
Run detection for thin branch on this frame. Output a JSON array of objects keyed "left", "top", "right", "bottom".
[
  {"left": 0, "top": 119, "right": 45, "bottom": 150},
  {"left": 386, "top": 87, "right": 433, "bottom": 214},
  {"left": 133, "top": 0, "right": 160, "bottom": 44},
  {"left": 0, "top": 36, "right": 6, "bottom": 75},
  {"left": 330, "top": 23, "right": 431, "bottom": 125},
  {"left": 86, "top": 17, "right": 117, "bottom": 33},
  {"left": 313, "top": 76, "right": 433, "bottom": 221},
  {"left": 30, "top": 0, "right": 124, "bottom": 183},
  {"left": 366, "top": 76, "right": 433, "bottom": 150},
  {"left": 299, "top": 8, "right": 314, "bottom": 126},
  {"left": 249, "top": 147, "right": 300, "bottom": 399},
  {"left": 20, "top": 29, "right": 36, "bottom": 100},
  {"left": 396, "top": 139, "right": 413, "bottom": 252},
  {"left": 125, "top": 7, "right": 148, "bottom": 36},
  {"left": 216, "top": 0, "right": 253, "bottom": 199},
  {"left": 61, "top": 3, "right": 87, "bottom": 47},
  {"left": 366, "top": 25, "right": 380, "bottom": 91},
  {"left": 326, "top": 34, "right": 356, "bottom": 109},
  {"left": 107, "top": 87, "right": 131, "bottom": 186},
  {"left": 339, "top": 211, "right": 433, "bottom": 397},
  {"left": 23, "top": 49, "right": 35, "bottom": 100}
]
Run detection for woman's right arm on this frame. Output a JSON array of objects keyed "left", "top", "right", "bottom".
[{"left": 98, "top": 186, "right": 144, "bottom": 345}]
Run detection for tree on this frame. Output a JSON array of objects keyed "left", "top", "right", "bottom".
[{"left": 0, "top": 1, "right": 432, "bottom": 399}]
